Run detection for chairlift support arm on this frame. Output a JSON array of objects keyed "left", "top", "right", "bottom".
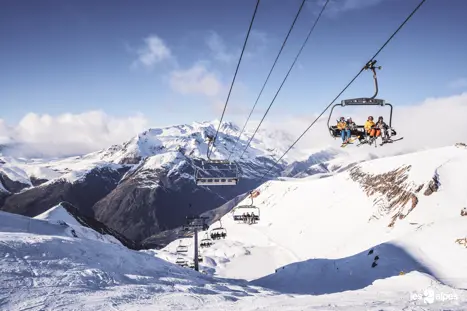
[{"left": 363, "top": 60, "right": 382, "bottom": 99}]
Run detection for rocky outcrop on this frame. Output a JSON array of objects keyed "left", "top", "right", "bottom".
[
  {"left": 0, "top": 172, "right": 30, "bottom": 193},
  {"left": 30, "top": 176, "right": 49, "bottom": 187},
  {"left": 350, "top": 164, "right": 439, "bottom": 227},
  {"left": 59, "top": 201, "right": 139, "bottom": 249},
  {"left": 92, "top": 158, "right": 262, "bottom": 243},
  {"left": 1, "top": 166, "right": 128, "bottom": 218}
]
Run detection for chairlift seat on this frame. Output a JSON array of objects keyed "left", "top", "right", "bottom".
[
  {"left": 233, "top": 205, "right": 260, "bottom": 221},
  {"left": 195, "top": 160, "right": 239, "bottom": 186},
  {"left": 176, "top": 245, "right": 188, "bottom": 253},
  {"left": 329, "top": 125, "right": 396, "bottom": 139},
  {"left": 176, "top": 257, "right": 187, "bottom": 266}
]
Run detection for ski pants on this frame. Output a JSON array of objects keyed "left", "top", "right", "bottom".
[
  {"left": 341, "top": 129, "right": 351, "bottom": 141},
  {"left": 370, "top": 128, "right": 381, "bottom": 137}
]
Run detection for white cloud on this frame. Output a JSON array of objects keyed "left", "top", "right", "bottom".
[
  {"left": 205, "top": 30, "right": 270, "bottom": 63},
  {"left": 133, "top": 35, "right": 172, "bottom": 69},
  {"left": 169, "top": 63, "right": 223, "bottom": 97},
  {"left": 311, "top": 0, "right": 389, "bottom": 16},
  {"left": 0, "top": 111, "right": 149, "bottom": 158},
  {"left": 206, "top": 31, "right": 235, "bottom": 63},
  {"left": 448, "top": 78, "right": 467, "bottom": 89},
  {"left": 257, "top": 92, "right": 467, "bottom": 160}
]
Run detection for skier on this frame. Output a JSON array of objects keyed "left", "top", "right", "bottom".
[
  {"left": 364, "top": 116, "right": 375, "bottom": 135},
  {"left": 337, "top": 117, "right": 351, "bottom": 143},
  {"left": 370, "top": 116, "right": 390, "bottom": 142}
]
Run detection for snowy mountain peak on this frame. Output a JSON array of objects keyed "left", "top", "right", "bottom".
[
  {"left": 92, "top": 120, "right": 296, "bottom": 166},
  {"left": 35, "top": 202, "right": 82, "bottom": 227}
]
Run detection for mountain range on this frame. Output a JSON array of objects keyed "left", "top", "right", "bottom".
[{"left": 0, "top": 120, "right": 364, "bottom": 247}]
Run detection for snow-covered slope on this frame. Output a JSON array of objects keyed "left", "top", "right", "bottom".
[
  {"left": 157, "top": 144, "right": 467, "bottom": 308},
  {"left": 0, "top": 210, "right": 278, "bottom": 311},
  {"left": 33, "top": 203, "right": 123, "bottom": 246}
]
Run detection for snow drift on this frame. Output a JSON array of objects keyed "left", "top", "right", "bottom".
[{"left": 159, "top": 144, "right": 467, "bottom": 308}]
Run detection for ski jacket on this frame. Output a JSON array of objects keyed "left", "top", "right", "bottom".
[
  {"left": 347, "top": 121, "right": 357, "bottom": 130},
  {"left": 375, "top": 121, "right": 388, "bottom": 129},
  {"left": 364, "top": 120, "right": 375, "bottom": 132},
  {"left": 337, "top": 121, "right": 347, "bottom": 130}
]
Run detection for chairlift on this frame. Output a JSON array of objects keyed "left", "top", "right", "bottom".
[
  {"left": 194, "top": 135, "right": 239, "bottom": 186},
  {"left": 232, "top": 190, "right": 260, "bottom": 223},
  {"left": 327, "top": 60, "right": 398, "bottom": 144},
  {"left": 176, "top": 241, "right": 188, "bottom": 253},
  {"left": 198, "top": 252, "right": 203, "bottom": 262},
  {"left": 175, "top": 257, "right": 187, "bottom": 267},
  {"left": 233, "top": 205, "right": 260, "bottom": 222},
  {"left": 200, "top": 233, "right": 213, "bottom": 248},
  {"left": 210, "top": 220, "right": 227, "bottom": 240}
]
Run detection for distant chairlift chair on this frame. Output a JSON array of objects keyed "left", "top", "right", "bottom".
[
  {"left": 176, "top": 242, "right": 188, "bottom": 253},
  {"left": 233, "top": 190, "right": 261, "bottom": 224},
  {"left": 200, "top": 233, "right": 213, "bottom": 248},
  {"left": 233, "top": 206, "right": 260, "bottom": 223},
  {"left": 176, "top": 257, "right": 187, "bottom": 267},
  {"left": 194, "top": 135, "right": 240, "bottom": 186},
  {"left": 210, "top": 220, "right": 227, "bottom": 240}
]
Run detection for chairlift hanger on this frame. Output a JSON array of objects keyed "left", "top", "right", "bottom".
[
  {"left": 327, "top": 60, "right": 395, "bottom": 138},
  {"left": 194, "top": 135, "right": 240, "bottom": 186}
]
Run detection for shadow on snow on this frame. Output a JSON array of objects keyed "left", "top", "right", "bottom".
[{"left": 252, "top": 242, "right": 441, "bottom": 295}]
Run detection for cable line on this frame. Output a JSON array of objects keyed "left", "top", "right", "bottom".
[
  {"left": 257, "top": 0, "right": 427, "bottom": 182},
  {"left": 228, "top": 0, "right": 307, "bottom": 161},
  {"left": 237, "top": 0, "right": 330, "bottom": 161},
  {"left": 207, "top": 0, "right": 261, "bottom": 159}
]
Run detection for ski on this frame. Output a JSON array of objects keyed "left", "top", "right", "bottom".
[
  {"left": 380, "top": 137, "right": 404, "bottom": 146},
  {"left": 341, "top": 137, "right": 357, "bottom": 147}
]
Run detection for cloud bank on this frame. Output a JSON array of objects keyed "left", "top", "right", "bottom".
[
  {"left": 1, "top": 93, "right": 465, "bottom": 161},
  {"left": 0, "top": 111, "right": 148, "bottom": 158},
  {"left": 256, "top": 92, "right": 467, "bottom": 161}
]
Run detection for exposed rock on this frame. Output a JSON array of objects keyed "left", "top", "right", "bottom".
[
  {"left": 59, "top": 201, "right": 139, "bottom": 250},
  {"left": 423, "top": 175, "right": 440, "bottom": 196},
  {"left": 1, "top": 166, "right": 128, "bottom": 218},
  {"left": 0, "top": 171, "right": 30, "bottom": 193},
  {"left": 349, "top": 165, "right": 423, "bottom": 227},
  {"left": 92, "top": 159, "right": 261, "bottom": 243},
  {"left": 30, "top": 176, "right": 48, "bottom": 187}
]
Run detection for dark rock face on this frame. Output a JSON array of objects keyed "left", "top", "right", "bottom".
[
  {"left": 59, "top": 201, "right": 139, "bottom": 250},
  {"left": 93, "top": 158, "right": 264, "bottom": 243},
  {"left": 1, "top": 166, "right": 128, "bottom": 218},
  {"left": 0, "top": 172, "right": 30, "bottom": 193},
  {"left": 30, "top": 176, "right": 49, "bottom": 187}
]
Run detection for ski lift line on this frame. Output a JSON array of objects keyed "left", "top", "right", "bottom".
[
  {"left": 207, "top": 0, "right": 261, "bottom": 159},
  {"left": 237, "top": 0, "right": 331, "bottom": 161},
  {"left": 227, "top": 0, "right": 308, "bottom": 161},
  {"left": 256, "top": 0, "right": 427, "bottom": 183}
]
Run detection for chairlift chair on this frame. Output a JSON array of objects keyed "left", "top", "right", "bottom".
[
  {"left": 210, "top": 220, "right": 227, "bottom": 240},
  {"left": 176, "top": 241, "right": 188, "bottom": 253},
  {"left": 233, "top": 205, "right": 260, "bottom": 222},
  {"left": 200, "top": 233, "right": 213, "bottom": 248},
  {"left": 233, "top": 190, "right": 261, "bottom": 222},
  {"left": 327, "top": 60, "right": 398, "bottom": 142},
  {"left": 194, "top": 136, "right": 240, "bottom": 186},
  {"left": 176, "top": 257, "right": 187, "bottom": 267}
]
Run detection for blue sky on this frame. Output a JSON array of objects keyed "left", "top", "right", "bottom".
[{"left": 1, "top": 0, "right": 467, "bottom": 130}]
